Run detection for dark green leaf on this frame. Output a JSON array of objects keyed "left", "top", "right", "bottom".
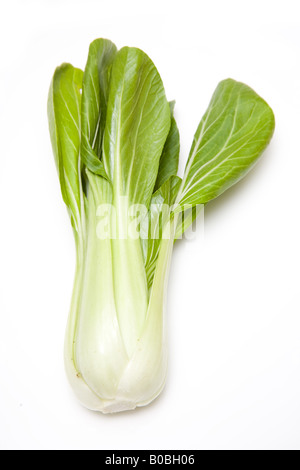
[
  {"left": 177, "top": 79, "right": 275, "bottom": 207},
  {"left": 47, "top": 63, "right": 83, "bottom": 230},
  {"left": 103, "top": 47, "right": 171, "bottom": 208},
  {"left": 81, "top": 39, "right": 117, "bottom": 179},
  {"left": 154, "top": 101, "right": 180, "bottom": 191}
]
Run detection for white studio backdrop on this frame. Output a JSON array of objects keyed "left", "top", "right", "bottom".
[{"left": 0, "top": 0, "right": 299, "bottom": 450}]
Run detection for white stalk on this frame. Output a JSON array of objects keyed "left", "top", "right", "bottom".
[{"left": 64, "top": 172, "right": 176, "bottom": 412}]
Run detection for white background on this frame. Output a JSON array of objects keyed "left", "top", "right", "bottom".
[{"left": 0, "top": 0, "right": 299, "bottom": 450}]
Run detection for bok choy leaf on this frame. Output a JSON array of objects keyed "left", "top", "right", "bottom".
[{"left": 48, "top": 39, "right": 275, "bottom": 414}]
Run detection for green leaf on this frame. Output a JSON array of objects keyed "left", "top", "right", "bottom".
[
  {"left": 47, "top": 63, "right": 83, "bottom": 231},
  {"left": 143, "top": 175, "right": 181, "bottom": 287},
  {"left": 154, "top": 101, "right": 180, "bottom": 191},
  {"left": 103, "top": 47, "right": 171, "bottom": 208},
  {"left": 177, "top": 79, "right": 275, "bottom": 207},
  {"left": 174, "top": 204, "right": 203, "bottom": 241},
  {"left": 81, "top": 39, "right": 117, "bottom": 179}
]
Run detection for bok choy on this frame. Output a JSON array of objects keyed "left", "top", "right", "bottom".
[{"left": 48, "top": 38, "right": 275, "bottom": 413}]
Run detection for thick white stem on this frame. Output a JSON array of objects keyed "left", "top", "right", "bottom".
[{"left": 64, "top": 173, "right": 176, "bottom": 413}]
